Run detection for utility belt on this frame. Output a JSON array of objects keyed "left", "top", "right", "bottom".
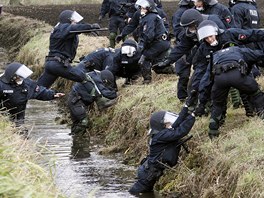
[
  {"left": 156, "top": 33, "right": 168, "bottom": 41},
  {"left": 213, "top": 62, "right": 245, "bottom": 75},
  {"left": 45, "top": 55, "right": 71, "bottom": 67}
]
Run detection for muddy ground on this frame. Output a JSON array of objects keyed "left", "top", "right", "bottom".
[{"left": 4, "top": 1, "right": 264, "bottom": 36}]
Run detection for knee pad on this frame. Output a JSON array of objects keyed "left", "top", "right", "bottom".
[
  {"left": 109, "top": 32, "right": 117, "bottom": 40},
  {"left": 71, "top": 117, "right": 89, "bottom": 135}
]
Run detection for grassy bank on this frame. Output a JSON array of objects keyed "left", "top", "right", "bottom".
[
  {"left": 1, "top": 13, "right": 264, "bottom": 197},
  {"left": 0, "top": 116, "right": 63, "bottom": 197}
]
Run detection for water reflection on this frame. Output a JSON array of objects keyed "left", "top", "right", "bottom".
[{"left": 25, "top": 100, "right": 158, "bottom": 198}]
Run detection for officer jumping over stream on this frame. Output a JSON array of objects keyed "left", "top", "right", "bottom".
[{"left": 37, "top": 10, "right": 101, "bottom": 88}]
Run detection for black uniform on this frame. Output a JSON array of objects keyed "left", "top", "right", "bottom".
[
  {"left": 0, "top": 78, "right": 56, "bottom": 126},
  {"left": 199, "top": 1, "right": 235, "bottom": 28},
  {"left": 68, "top": 71, "right": 117, "bottom": 135},
  {"left": 138, "top": 11, "right": 170, "bottom": 83},
  {"left": 100, "top": 0, "right": 134, "bottom": 48},
  {"left": 168, "top": 15, "right": 226, "bottom": 101},
  {"left": 119, "top": 7, "right": 169, "bottom": 42},
  {"left": 108, "top": 48, "right": 142, "bottom": 80},
  {"left": 129, "top": 107, "right": 195, "bottom": 194},
  {"left": 199, "top": 46, "right": 264, "bottom": 138},
  {"left": 191, "top": 28, "right": 264, "bottom": 95},
  {"left": 230, "top": 1, "right": 260, "bottom": 29},
  {"left": 76, "top": 48, "right": 115, "bottom": 72},
  {"left": 37, "top": 22, "right": 98, "bottom": 88}
]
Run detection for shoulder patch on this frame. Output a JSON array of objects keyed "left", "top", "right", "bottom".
[
  {"left": 225, "top": 16, "right": 232, "bottom": 24},
  {"left": 238, "top": 34, "right": 247, "bottom": 40}
]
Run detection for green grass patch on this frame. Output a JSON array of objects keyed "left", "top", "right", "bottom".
[{"left": 0, "top": 116, "right": 64, "bottom": 197}]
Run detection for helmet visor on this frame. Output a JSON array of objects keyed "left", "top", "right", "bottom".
[
  {"left": 121, "top": 46, "right": 137, "bottom": 57},
  {"left": 198, "top": 25, "right": 218, "bottom": 41},
  {"left": 15, "top": 65, "right": 33, "bottom": 79},
  {"left": 135, "top": 0, "right": 150, "bottom": 9},
  {"left": 163, "top": 112, "right": 179, "bottom": 124},
  {"left": 71, "top": 11, "right": 83, "bottom": 23}
]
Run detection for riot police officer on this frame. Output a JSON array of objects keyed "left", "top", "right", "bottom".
[
  {"left": 229, "top": 0, "right": 260, "bottom": 29},
  {"left": 37, "top": 10, "right": 101, "bottom": 88},
  {"left": 76, "top": 47, "right": 115, "bottom": 72},
  {"left": 189, "top": 20, "right": 264, "bottom": 116},
  {"left": 67, "top": 70, "right": 117, "bottom": 135},
  {"left": 108, "top": 39, "right": 142, "bottom": 85},
  {"left": 159, "top": 9, "right": 226, "bottom": 101},
  {"left": 193, "top": 0, "right": 234, "bottom": 28},
  {"left": 135, "top": 0, "right": 170, "bottom": 84},
  {"left": 0, "top": 62, "right": 64, "bottom": 127},
  {"left": 129, "top": 106, "right": 195, "bottom": 194},
  {"left": 99, "top": 0, "right": 135, "bottom": 48},
  {"left": 172, "top": 0, "right": 195, "bottom": 42},
  {"left": 115, "top": 4, "right": 169, "bottom": 43},
  {"left": 198, "top": 46, "right": 264, "bottom": 138}
]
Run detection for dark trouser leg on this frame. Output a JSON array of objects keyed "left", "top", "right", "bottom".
[
  {"left": 210, "top": 76, "right": 230, "bottom": 139},
  {"left": 141, "top": 60, "right": 152, "bottom": 84},
  {"left": 240, "top": 93, "right": 254, "bottom": 117},
  {"left": 37, "top": 60, "right": 86, "bottom": 88},
  {"left": 67, "top": 91, "right": 89, "bottom": 135},
  {"left": 249, "top": 90, "right": 264, "bottom": 118},
  {"left": 175, "top": 56, "right": 191, "bottom": 101},
  {"left": 129, "top": 163, "right": 163, "bottom": 194}
]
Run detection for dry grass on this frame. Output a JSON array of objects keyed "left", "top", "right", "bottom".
[{"left": 0, "top": 116, "right": 63, "bottom": 197}]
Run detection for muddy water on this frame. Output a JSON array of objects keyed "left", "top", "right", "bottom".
[{"left": 25, "top": 101, "right": 162, "bottom": 198}]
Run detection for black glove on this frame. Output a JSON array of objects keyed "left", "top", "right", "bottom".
[
  {"left": 195, "top": 103, "right": 206, "bottom": 117},
  {"left": 186, "top": 90, "right": 198, "bottom": 108},
  {"left": 91, "top": 23, "right": 101, "bottom": 29},
  {"left": 115, "top": 34, "right": 124, "bottom": 43},
  {"left": 158, "top": 59, "right": 172, "bottom": 68},
  {"left": 138, "top": 55, "right": 146, "bottom": 66}
]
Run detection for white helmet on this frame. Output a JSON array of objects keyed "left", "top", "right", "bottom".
[{"left": 197, "top": 20, "right": 221, "bottom": 41}]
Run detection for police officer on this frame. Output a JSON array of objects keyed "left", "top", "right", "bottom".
[
  {"left": 190, "top": 20, "right": 264, "bottom": 116},
  {"left": 193, "top": 0, "right": 234, "bottom": 28},
  {"left": 198, "top": 46, "right": 264, "bottom": 138},
  {"left": 229, "top": 0, "right": 260, "bottom": 29},
  {"left": 108, "top": 39, "right": 142, "bottom": 85},
  {"left": 134, "top": 0, "right": 170, "bottom": 84},
  {"left": 67, "top": 70, "right": 117, "bottom": 135},
  {"left": 99, "top": 0, "right": 135, "bottom": 48},
  {"left": 0, "top": 62, "right": 65, "bottom": 127},
  {"left": 115, "top": 3, "right": 169, "bottom": 43},
  {"left": 229, "top": 0, "right": 261, "bottom": 105},
  {"left": 37, "top": 10, "right": 101, "bottom": 88},
  {"left": 129, "top": 106, "right": 195, "bottom": 194},
  {"left": 159, "top": 9, "right": 226, "bottom": 101},
  {"left": 172, "top": 0, "right": 195, "bottom": 42},
  {"left": 76, "top": 47, "right": 115, "bottom": 72}
]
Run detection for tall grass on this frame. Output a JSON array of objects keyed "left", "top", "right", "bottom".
[{"left": 0, "top": 116, "right": 64, "bottom": 197}]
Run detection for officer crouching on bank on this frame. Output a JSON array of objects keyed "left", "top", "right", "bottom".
[
  {"left": 0, "top": 62, "right": 65, "bottom": 127},
  {"left": 129, "top": 105, "right": 195, "bottom": 194},
  {"left": 67, "top": 70, "right": 117, "bottom": 135}
]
